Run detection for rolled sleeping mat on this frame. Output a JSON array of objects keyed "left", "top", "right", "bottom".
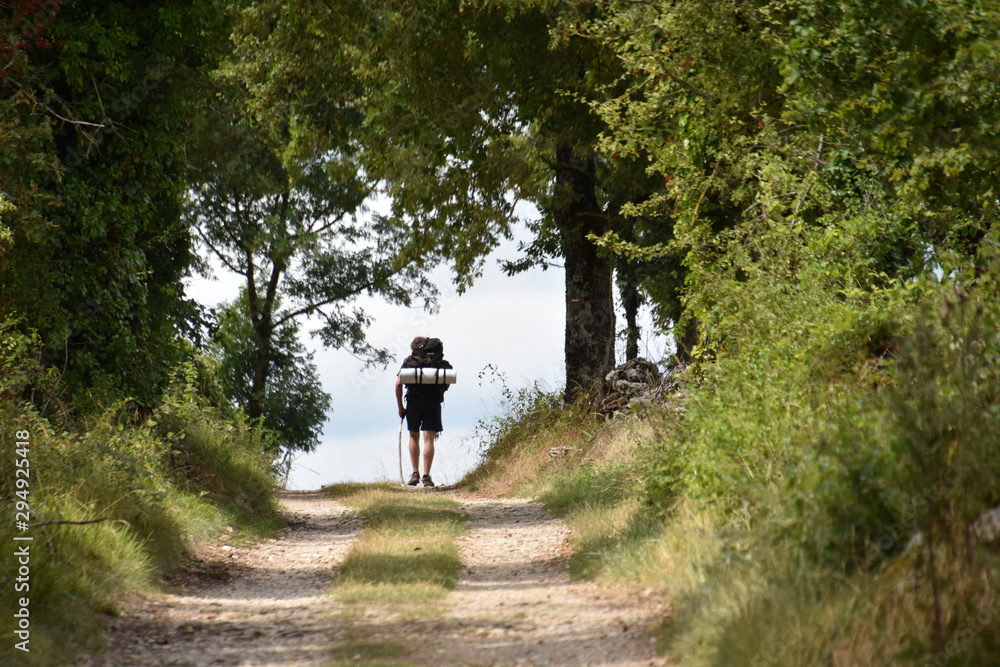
[{"left": 399, "top": 367, "right": 457, "bottom": 385}]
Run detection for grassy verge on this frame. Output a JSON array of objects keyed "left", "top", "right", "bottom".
[
  {"left": 466, "top": 291, "right": 1000, "bottom": 665},
  {"left": 0, "top": 356, "right": 282, "bottom": 666},
  {"left": 462, "top": 386, "right": 674, "bottom": 588},
  {"left": 321, "top": 484, "right": 466, "bottom": 667}
]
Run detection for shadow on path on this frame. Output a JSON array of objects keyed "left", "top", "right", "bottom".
[{"left": 75, "top": 490, "right": 359, "bottom": 667}]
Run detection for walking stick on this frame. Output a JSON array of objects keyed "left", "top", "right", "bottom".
[{"left": 398, "top": 416, "right": 404, "bottom": 485}]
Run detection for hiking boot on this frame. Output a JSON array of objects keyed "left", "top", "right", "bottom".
[
  {"left": 421, "top": 474, "right": 436, "bottom": 488},
  {"left": 407, "top": 471, "right": 420, "bottom": 486}
]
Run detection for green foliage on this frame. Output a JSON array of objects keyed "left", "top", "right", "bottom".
[
  {"left": 185, "top": 95, "right": 424, "bottom": 363},
  {"left": 0, "top": 331, "right": 279, "bottom": 665},
  {"left": 640, "top": 237, "right": 999, "bottom": 664},
  {"left": 587, "top": 0, "right": 999, "bottom": 338},
  {"left": 237, "top": 1, "right": 659, "bottom": 397},
  {"left": 778, "top": 0, "right": 1000, "bottom": 242},
  {"left": 642, "top": 201, "right": 919, "bottom": 513},
  {"left": 210, "top": 295, "right": 331, "bottom": 456},
  {"left": 1, "top": 0, "right": 227, "bottom": 411},
  {"left": 154, "top": 361, "right": 281, "bottom": 518},
  {"left": 469, "top": 366, "right": 565, "bottom": 461}
]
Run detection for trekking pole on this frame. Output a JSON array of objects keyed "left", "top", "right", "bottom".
[{"left": 398, "top": 416, "right": 404, "bottom": 485}]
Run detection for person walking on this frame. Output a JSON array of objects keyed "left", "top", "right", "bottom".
[{"left": 395, "top": 337, "right": 451, "bottom": 488}]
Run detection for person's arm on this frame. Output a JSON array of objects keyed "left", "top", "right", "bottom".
[{"left": 395, "top": 374, "right": 406, "bottom": 418}]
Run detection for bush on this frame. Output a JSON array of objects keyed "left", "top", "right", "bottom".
[
  {"left": 155, "top": 361, "right": 280, "bottom": 518},
  {"left": 648, "top": 208, "right": 920, "bottom": 519},
  {"left": 635, "top": 211, "right": 1000, "bottom": 664}
]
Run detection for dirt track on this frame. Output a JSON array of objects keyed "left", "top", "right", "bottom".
[{"left": 76, "top": 490, "right": 668, "bottom": 666}]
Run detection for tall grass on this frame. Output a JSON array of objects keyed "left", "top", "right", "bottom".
[
  {"left": 0, "top": 348, "right": 282, "bottom": 666},
  {"left": 466, "top": 230, "right": 1000, "bottom": 665},
  {"left": 462, "top": 371, "right": 599, "bottom": 497}
]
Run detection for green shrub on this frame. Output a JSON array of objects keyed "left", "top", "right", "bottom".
[{"left": 640, "top": 216, "right": 1000, "bottom": 663}]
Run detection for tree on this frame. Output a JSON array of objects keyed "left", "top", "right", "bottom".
[
  {"left": 585, "top": 0, "right": 1000, "bottom": 354},
  {"left": 1, "top": 0, "right": 226, "bottom": 410},
  {"left": 228, "top": 0, "right": 665, "bottom": 402},
  {"left": 185, "top": 90, "right": 429, "bottom": 429},
  {"left": 211, "top": 292, "right": 331, "bottom": 459}
]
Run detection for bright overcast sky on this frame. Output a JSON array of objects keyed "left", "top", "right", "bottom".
[{"left": 185, "top": 212, "right": 670, "bottom": 490}]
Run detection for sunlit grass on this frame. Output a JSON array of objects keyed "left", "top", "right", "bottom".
[
  {"left": 327, "top": 638, "right": 410, "bottom": 666},
  {"left": 322, "top": 481, "right": 399, "bottom": 499},
  {"left": 333, "top": 582, "right": 451, "bottom": 607},
  {"left": 330, "top": 488, "right": 464, "bottom": 600},
  {"left": 322, "top": 485, "right": 467, "bottom": 661}
]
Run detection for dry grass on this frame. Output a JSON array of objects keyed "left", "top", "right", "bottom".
[{"left": 321, "top": 484, "right": 467, "bottom": 663}]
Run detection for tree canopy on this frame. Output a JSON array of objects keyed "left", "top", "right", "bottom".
[
  {"left": 227, "top": 0, "right": 675, "bottom": 400},
  {"left": 2, "top": 0, "right": 226, "bottom": 409}
]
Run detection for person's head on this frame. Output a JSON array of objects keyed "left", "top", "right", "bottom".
[{"left": 410, "top": 336, "right": 428, "bottom": 352}]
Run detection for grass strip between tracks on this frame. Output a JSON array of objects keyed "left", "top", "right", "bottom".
[{"left": 322, "top": 483, "right": 466, "bottom": 667}]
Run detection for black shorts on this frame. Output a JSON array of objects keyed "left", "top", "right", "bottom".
[{"left": 405, "top": 400, "right": 443, "bottom": 433}]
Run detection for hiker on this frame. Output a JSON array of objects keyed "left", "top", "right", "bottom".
[{"left": 395, "top": 337, "right": 452, "bottom": 488}]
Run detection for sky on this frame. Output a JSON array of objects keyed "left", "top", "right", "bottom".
[{"left": 185, "top": 220, "right": 671, "bottom": 490}]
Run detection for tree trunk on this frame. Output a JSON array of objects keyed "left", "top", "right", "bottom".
[
  {"left": 617, "top": 218, "right": 641, "bottom": 362},
  {"left": 244, "top": 230, "right": 285, "bottom": 423},
  {"left": 557, "top": 143, "right": 615, "bottom": 404},
  {"left": 675, "top": 316, "right": 699, "bottom": 365},
  {"left": 245, "top": 263, "right": 276, "bottom": 423},
  {"left": 247, "top": 318, "right": 272, "bottom": 421},
  {"left": 622, "top": 280, "right": 640, "bottom": 361}
]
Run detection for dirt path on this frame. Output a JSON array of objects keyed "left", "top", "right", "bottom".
[
  {"left": 76, "top": 490, "right": 362, "bottom": 666},
  {"left": 78, "top": 490, "right": 668, "bottom": 666},
  {"left": 426, "top": 497, "right": 669, "bottom": 666}
]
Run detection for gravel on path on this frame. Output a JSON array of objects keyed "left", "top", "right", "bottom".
[
  {"left": 416, "top": 496, "right": 669, "bottom": 667},
  {"left": 75, "top": 490, "right": 670, "bottom": 667},
  {"left": 76, "top": 490, "right": 360, "bottom": 667}
]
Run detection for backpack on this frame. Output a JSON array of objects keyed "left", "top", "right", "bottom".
[
  {"left": 402, "top": 337, "right": 452, "bottom": 401},
  {"left": 402, "top": 337, "right": 448, "bottom": 369}
]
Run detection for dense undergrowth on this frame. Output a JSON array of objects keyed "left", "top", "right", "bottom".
[
  {"left": 465, "top": 229, "right": 1000, "bottom": 666},
  {"left": 0, "top": 332, "right": 281, "bottom": 666}
]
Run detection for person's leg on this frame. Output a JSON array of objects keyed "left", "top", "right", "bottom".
[
  {"left": 422, "top": 430, "right": 435, "bottom": 475},
  {"left": 408, "top": 431, "right": 421, "bottom": 474}
]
